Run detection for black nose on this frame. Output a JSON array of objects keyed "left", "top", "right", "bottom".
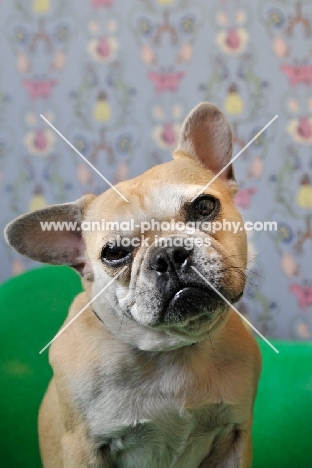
[{"left": 150, "top": 246, "right": 192, "bottom": 273}]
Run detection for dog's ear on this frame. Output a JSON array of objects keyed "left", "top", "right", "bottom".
[
  {"left": 4, "top": 194, "right": 95, "bottom": 278},
  {"left": 174, "top": 102, "right": 238, "bottom": 195}
]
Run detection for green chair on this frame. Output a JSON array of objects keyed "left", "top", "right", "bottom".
[{"left": 0, "top": 266, "right": 311, "bottom": 468}]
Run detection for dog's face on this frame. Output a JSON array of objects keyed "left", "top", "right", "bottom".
[{"left": 5, "top": 103, "right": 247, "bottom": 351}]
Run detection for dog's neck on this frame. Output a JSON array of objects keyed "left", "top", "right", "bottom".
[{"left": 91, "top": 308, "right": 218, "bottom": 352}]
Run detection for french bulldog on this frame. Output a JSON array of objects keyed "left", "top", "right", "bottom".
[{"left": 5, "top": 102, "right": 261, "bottom": 468}]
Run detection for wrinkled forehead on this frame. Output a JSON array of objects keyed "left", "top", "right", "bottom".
[
  {"left": 129, "top": 183, "right": 209, "bottom": 219},
  {"left": 87, "top": 159, "right": 229, "bottom": 223},
  {"left": 90, "top": 182, "right": 225, "bottom": 226}
]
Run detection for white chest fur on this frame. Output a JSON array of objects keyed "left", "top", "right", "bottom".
[
  {"left": 105, "top": 409, "right": 233, "bottom": 468},
  {"left": 70, "top": 343, "right": 242, "bottom": 468}
]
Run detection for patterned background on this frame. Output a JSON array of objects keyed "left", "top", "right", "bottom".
[{"left": 0, "top": 0, "right": 311, "bottom": 340}]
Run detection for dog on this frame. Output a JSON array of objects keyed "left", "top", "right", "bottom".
[{"left": 5, "top": 102, "right": 261, "bottom": 468}]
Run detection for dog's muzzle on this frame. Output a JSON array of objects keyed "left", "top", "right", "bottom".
[{"left": 148, "top": 245, "right": 223, "bottom": 325}]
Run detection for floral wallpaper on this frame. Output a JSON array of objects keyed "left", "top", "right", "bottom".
[{"left": 0, "top": 0, "right": 311, "bottom": 341}]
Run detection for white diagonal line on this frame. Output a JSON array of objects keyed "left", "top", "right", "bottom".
[
  {"left": 40, "top": 114, "right": 129, "bottom": 203},
  {"left": 39, "top": 266, "right": 128, "bottom": 354},
  {"left": 192, "top": 115, "right": 278, "bottom": 201},
  {"left": 191, "top": 266, "right": 279, "bottom": 354}
]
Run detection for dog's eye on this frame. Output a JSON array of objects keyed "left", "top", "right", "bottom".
[
  {"left": 101, "top": 244, "right": 132, "bottom": 265},
  {"left": 193, "top": 195, "right": 218, "bottom": 219}
]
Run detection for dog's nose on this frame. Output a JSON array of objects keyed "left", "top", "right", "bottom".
[{"left": 150, "top": 246, "right": 192, "bottom": 273}]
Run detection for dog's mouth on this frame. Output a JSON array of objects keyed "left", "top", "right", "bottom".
[{"left": 160, "top": 285, "right": 225, "bottom": 328}]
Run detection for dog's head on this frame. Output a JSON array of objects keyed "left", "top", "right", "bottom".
[{"left": 5, "top": 103, "right": 247, "bottom": 351}]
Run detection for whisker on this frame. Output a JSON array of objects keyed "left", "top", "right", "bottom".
[
  {"left": 117, "top": 313, "right": 124, "bottom": 336},
  {"left": 207, "top": 331, "right": 215, "bottom": 357},
  {"left": 219, "top": 312, "right": 226, "bottom": 326}
]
